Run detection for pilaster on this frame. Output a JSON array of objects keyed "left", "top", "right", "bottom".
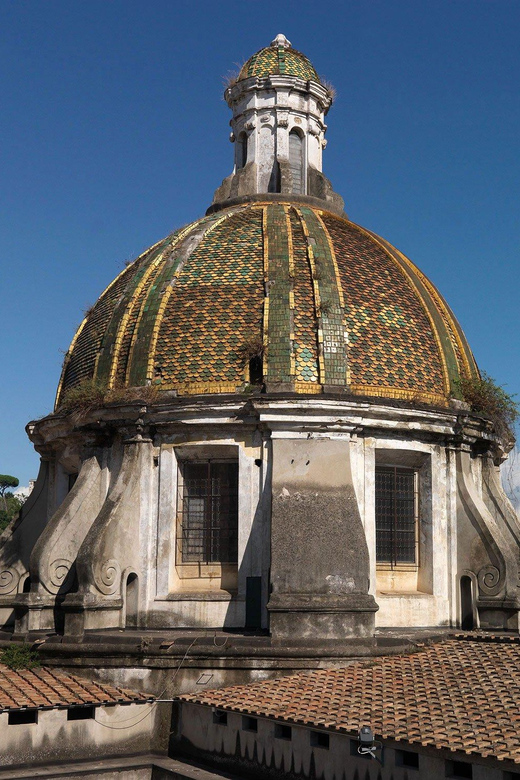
[{"left": 267, "top": 431, "right": 377, "bottom": 642}]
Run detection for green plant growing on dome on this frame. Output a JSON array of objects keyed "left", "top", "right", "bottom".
[
  {"left": 311, "top": 261, "right": 323, "bottom": 281},
  {"left": 457, "top": 372, "right": 518, "bottom": 442},
  {"left": 237, "top": 334, "right": 266, "bottom": 387},
  {"left": 59, "top": 379, "right": 160, "bottom": 418},
  {"left": 237, "top": 334, "right": 266, "bottom": 363},
  {"left": 106, "top": 384, "right": 159, "bottom": 405},
  {"left": 320, "top": 78, "right": 337, "bottom": 103},
  {"left": 0, "top": 642, "right": 40, "bottom": 671},
  {"left": 59, "top": 378, "right": 107, "bottom": 416},
  {"left": 223, "top": 68, "right": 241, "bottom": 90},
  {"left": 318, "top": 299, "right": 333, "bottom": 316}
]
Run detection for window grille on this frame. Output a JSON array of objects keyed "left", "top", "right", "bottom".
[
  {"left": 375, "top": 466, "right": 417, "bottom": 566},
  {"left": 178, "top": 461, "right": 238, "bottom": 564}
]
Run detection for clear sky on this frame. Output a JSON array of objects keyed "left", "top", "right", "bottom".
[{"left": 1, "top": 0, "right": 519, "bottom": 486}]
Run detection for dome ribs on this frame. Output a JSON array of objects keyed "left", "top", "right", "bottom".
[
  {"left": 126, "top": 213, "right": 223, "bottom": 387},
  {"left": 154, "top": 207, "right": 264, "bottom": 393},
  {"left": 56, "top": 253, "right": 146, "bottom": 406},
  {"left": 262, "top": 205, "right": 294, "bottom": 387},
  {"left": 55, "top": 315, "right": 89, "bottom": 408},
  {"left": 390, "top": 241, "right": 478, "bottom": 382},
  {"left": 289, "top": 208, "right": 320, "bottom": 389},
  {"left": 120, "top": 221, "right": 207, "bottom": 387},
  {"left": 363, "top": 228, "right": 467, "bottom": 397},
  {"left": 297, "top": 207, "right": 347, "bottom": 390},
  {"left": 117, "top": 247, "right": 171, "bottom": 387},
  {"left": 95, "top": 235, "right": 172, "bottom": 389},
  {"left": 322, "top": 214, "right": 447, "bottom": 405},
  {"left": 58, "top": 202, "right": 477, "bottom": 407},
  {"left": 353, "top": 223, "right": 454, "bottom": 399}
]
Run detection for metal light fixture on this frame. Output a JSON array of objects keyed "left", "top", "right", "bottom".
[{"left": 358, "top": 725, "right": 382, "bottom": 760}]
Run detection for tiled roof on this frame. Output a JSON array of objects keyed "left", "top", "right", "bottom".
[
  {"left": 180, "top": 636, "right": 520, "bottom": 764},
  {"left": 57, "top": 203, "right": 478, "bottom": 408},
  {"left": 238, "top": 46, "right": 320, "bottom": 83},
  {"left": 0, "top": 664, "right": 152, "bottom": 711}
]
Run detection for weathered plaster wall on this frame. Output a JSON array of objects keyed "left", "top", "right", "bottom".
[
  {"left": 213, "top": 73, "right": 344, "bottom": 213},
  {"left": 0, "top": 703, "right": 157, "bottom": 768},
  {"left": 367, "top": 438, "right": 451, "bottom": 627},
  {"left": 151, "top": 432, "right": 269, "bottom": 629},
  {"left": 28, "top": 453, "right": 108, "bottom": 619},
  {"left": 0, "top": 459, "right": 50, "bottom": 625},
  {"left": 9, "top": 396, "right": 518, "bottom": 638},
  {"left": 456, "top": 449, "right": 520, "bottom": 629},
  {"left": 173, "top": 702, "right": 505, "bottom": 780},
  {"left": 268, "top": 434, "right": 376, "bottom": 640}
]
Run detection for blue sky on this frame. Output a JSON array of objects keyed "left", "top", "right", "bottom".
[{"left": 1, "top": 0, "right": 520, "bottom": 486}]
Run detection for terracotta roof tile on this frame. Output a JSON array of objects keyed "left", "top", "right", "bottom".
[
  {"left": 180, "top": 636, "right": 520, "bottom": 764},
  {"left": 0, "top": 664, "right": 151, "bottom": 711}
]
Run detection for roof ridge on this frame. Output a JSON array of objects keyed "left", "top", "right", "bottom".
[
  {"left": 176, "top": 638, "right": 520, "bottom": 763},
  {"left": 454, "top": 631, "right": 520, "bottom": 643}
]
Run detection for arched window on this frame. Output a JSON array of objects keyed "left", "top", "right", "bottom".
[
  {"left": 289, "top": 129, "right": 304, "bottom": 194},
  {"left": 237, "top": 132, "right": 248, "bottom": 170}
]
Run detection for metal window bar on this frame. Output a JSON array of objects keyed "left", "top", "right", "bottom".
[
  {"left": 375, "top": 466, "right": 417, "bottom": 566},
  {"left": 179, "top": 461, "right": 238, "bottom": 564}
]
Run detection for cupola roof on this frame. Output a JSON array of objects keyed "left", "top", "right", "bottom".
[
  {"left": 56, "top": 202, "right": 477, "bottom": 409},
  {"left": 237, "top": 34, "right": 321, "bottom": 83}
]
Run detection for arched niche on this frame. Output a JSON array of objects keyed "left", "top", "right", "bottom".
[{"left": 125, "top": 572, "right": 139, "bottom": 629}]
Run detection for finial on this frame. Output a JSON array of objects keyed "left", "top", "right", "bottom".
[{"left": 270, "top": 33, "right": 291, "bottom": 49}]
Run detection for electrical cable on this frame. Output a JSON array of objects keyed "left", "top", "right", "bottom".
[
  {"left": 213, "top": 631, "right": 229, "bottom": 648},
  {"left": 94, "top": 636, "right": 199, "bottom": 730}
]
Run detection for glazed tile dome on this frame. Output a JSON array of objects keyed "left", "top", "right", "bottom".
[
  {"left": 237, "top": 37, "right": 320, "bottom": 84},
  {"left": 56, "top": 202, "right": 478, "bottom": 409}
]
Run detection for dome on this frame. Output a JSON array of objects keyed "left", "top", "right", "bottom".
[
  {"left": 237, "top": 34, "right": 321, "bottom": 84},
  {"left": 57, "top": 201, "right": 477, "bottom": 409}
]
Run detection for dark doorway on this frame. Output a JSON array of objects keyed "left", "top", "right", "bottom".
[{"left": 460, "top": 575, "right": 474, "bottom": 630}]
